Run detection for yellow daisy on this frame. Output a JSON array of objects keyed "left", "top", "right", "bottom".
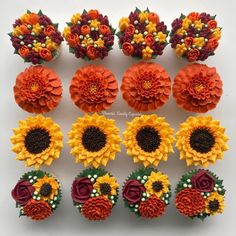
[
  {"left": 205, "top": 192, "right": 225, "bottom": 215},
  {"left": 123, "top": 115, "right": 175, "bottom": 167},
  {"left": 93, "top": 173, "right": 119, "bottom": 197},
  {"left": 68, "top": 113, "right": 121, "bottom": 168},
  {"left": 145, "top": 171, "right": 170, "bottom": 197},
  {"left": 176, "top": 116, "right": 229, "bottom": 167},
  {"left": 33, "top": 175, "right": 60, "bottom": 201},
  {"left": 11, "top": 115, "right": 63, "bottom": 169}
]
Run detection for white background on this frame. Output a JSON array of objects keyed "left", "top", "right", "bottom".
[{"left": 0, "top": 0, "right": 235, "bottom": 235}]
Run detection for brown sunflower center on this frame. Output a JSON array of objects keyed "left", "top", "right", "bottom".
[
  {"left": 152, "top": 181, "right": 163, "bottom": 192},
  {"left": 100, "top": 183, "right": 111, "bottom": 195},
  {"left": 190, "top": 128, "right": 215, "bottom": 153},
  {"left": 82, "top": 126, "right": 107, "bottom": 152},
  {"left": 209, "top": 199, "right": 220, "bottom": 212},
  {"left": 136, "top": 126, "right": 161, "bottom": 152},
  {"left": 39, "top": 183, "right": 52, "bottom": 197},
  {"left": 24, "top": 128, "right": 51, "bottom": 154}
]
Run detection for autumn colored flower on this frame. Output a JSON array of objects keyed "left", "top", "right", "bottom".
[{"left": 122, "top": 42, "right": 134, "bottom": 55}]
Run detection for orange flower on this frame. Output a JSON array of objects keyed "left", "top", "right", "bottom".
[
  {"left": 18, "top": 46, "right": 30, "bottom": 58},
  {"left": 88, "top": 9, "right": 99, "bottom": 19},
  {"left": 125, "top": 24, "right": 135, "bottom": 36},
  {"left": 207, "top": 20, "right": 217, "bottom": 29},
  {"left": 187, "top": 12, "right": 199, "bottom": 21},
  {"left": 145, "top": 34, "right": 155, "bottom": 46},
  {"left": 66, "top": 33, "right": 80, "bottom": 47},
  {"left": 184, "top": 37, "right": 194, "bottom": 47},
  {"left": 86, "top": 45, "right": 97, "bottom": 59},
  {"left": 28, "top": 13, "right": 40, "bottom": 25},
  {"left": 43, "top": 25, "right": 55, "bottom": 36},
  {"left": 39, "top": 48, "right": 53, "bottom": 61},
  {"left": 81, "top": 25, "right": 91, "bottom": 35},
  {"left": 99, "top": 25, "right": 111, "bottom": 35},
  {"left": 148, "top": 12, "right": 160, "bottom": 24},
  {"left": 207, "top": 38, "right": 219, "bottom": 50},
  {"left": 122, "top": 42, "right": 134, "bottom": 56},
  {"left": 19, "top": 24, "right": 30, "bottom": 34},
  {"left": 187, "top": 48, "right": 200, "bottom": 62}
]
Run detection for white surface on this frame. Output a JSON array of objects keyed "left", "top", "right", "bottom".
[{"left": 0, "top": 0, "right": 235, "bottom": 235}]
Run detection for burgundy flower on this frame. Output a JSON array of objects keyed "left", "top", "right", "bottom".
[
  {"left": 170, "top": 34, "right": 182, "bottom": 48},
  {"left": 75, "top": 46, "right": 86, "bottom": 58},
  {"left": 171, "top": 18, "right": 183, "bottom": 32},
  {"left": 39, "top": 15, "right": 52, "bottom": 26},
  {"left": 133, "top": 44, "right": 144, "bottom": 57},
  {"left": 136, "top": 23, "right": 146, "bottom": 32},
  {"left": 198, "top": 47, "right": 212, "bottom": 61},
  {"left": 13, "top": 19, "right": 22, "bottom": 27},
  {"left": 71, "top": 25, "right": 81, "bottom": 35},
  {"left": 129, "top": 12, "right": 139, "bottom": 23},
  {"left": 11, "top": 180, "right": 35, "bottom": 206},
  {"left": 23, "top": 35, "right": 34, "bottom": 45},
  {"left": 191, "top": 170, "right": 215, "bottom": 192},
  {"left": 199, "top": 13, "right": 211, "bottom": 23},
  {"left": 51, "top": 31, "right": 64, "bottom": 44},
  {"left": 120, "top": 34, "right": 132, "bottom": 44},
  {"left": 96, "top": 47, "right": 108, "bottom": 59},
  {"left": 11, "top": 37, "right": 21, "bottom": 49},
  {"left": 71, "top": 177, "right": 93, "bottom": 203},
  {"left": 199, "top": 28, "right": 211, "bottom": 38},
  {"left": 157, "top": 21, "right": 167, "bottom": 32},
  {"left": 98, "top": 15, "right": 109, "bottom": 25},
  {"left": 104, "top": 35, "right": 114, "bottom": 47},
  {"left": 123, "top": 180, "right": 145, "bottom": 204},
  {"left": 187, "top": 26, "right": 196, "bottom": 37},
  {"left": 153, "top": 43, "right": 165, "bottom": 55}
]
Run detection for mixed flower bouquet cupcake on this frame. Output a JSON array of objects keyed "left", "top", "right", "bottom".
[
  {"left": 9, "top": 10, "right": 63, "bottom": 64},
  {"left": 122, "top": 168, "right": 171, "bottom": 218},
  {"left": 117, "top": 8, "right": 168, "bottom": 59},
  {"left": 170, "top": 12, "right": 221, "bottom": 61},
  {"left": 71, "top": 168, "right": 119, "bottom": 220},
  {"left": 11, "top": 170, "right": 62, "bottom": 220},
  {"left": 63, "top": 10, "right": 115, "bottom": 60},
  {"left": 175, "top": 169, "right": 225, "bottom": 220}
]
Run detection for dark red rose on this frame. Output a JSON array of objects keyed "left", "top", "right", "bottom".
[
  {"left": 71, "top": 177, "right": 93, "bottom": 203},
  {"left": 11, "top": 180, "right": 35, "bottom": 206},
  {"left": 122, "top": 180, "right": 145, "bottom": 204},
  {"left": 191, "top": 170, "right": 215, "bottom": 192}
]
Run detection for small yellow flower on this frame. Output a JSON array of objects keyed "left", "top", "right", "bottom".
[
  {"left": 142, "top": 46, "right": 153, "bottom": 60},
  {"left": 193, "top": 37, "right": 205, "bottom": 47},
  {"left": 205, "top": 192, "right": 225, "bottom": 215},
  {"left": 13, "top": 26, "right": 23, "bottom": 37},
  {"left": 82, "top": 37, "right": 93, "bottom": 46},
  {"left": 71, "top": 13, "right": 81, "bottom": 24},
  {"left": 45, "top": 38, "right": 59, "bottom": 51},
  {"left": 94, "top": 38, "right": 104, "bottom": 47},
  {"left": 63, "top": 27, "right": 71, "bottom": 38},
  {"left": 133, "top": 33, "right": 144, "bottom": 43},
  {"left": 90, "top": 19, "right": 100, "bottom": 28},
  {"left": 139, "top": 11, "right": 149, "bottom": 22},
  {"left": 32, "top": 42, "right": 42, "bottom": 52},
  {"left": 175, "top": 43, "right": 187, "bottom": 56},
  {"left": 182, "top": 17, "right": 192, "bottom": 29},
  {"left": 194, "top": 20, "right": 204, "bottom": 30},
  {"left": 32, "top": 23, "right": 42, "bottom": 34},
  {"left": 157, "top": 32, "right": 167, "bottom": 43},
  {"left": 20, "top": 13, "right": 31, "bottom": 24},
  {"left": 212, "top": 28, "right": 221, "bottom": 40},
  {"left": 176, "top": 27, "right": 186, "bottom": 35},
  {"left": 146, "top": 22, "right": 156, "bottom": 33},
  {"left": 119, "top": 17, "right": 130, "bottom": 31}
]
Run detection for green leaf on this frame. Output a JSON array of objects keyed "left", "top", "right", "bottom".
[
  {"left": 27, "top": 9, "right": 31, "bottom": 14},
  {"left": 180, "top": 13, "right": 186, "bottom": 19},
  {"left": 53, "top": 23, "right": 59, "bottom": 30},
  {"left": 135, "top": 7, "right": 141, "bottom": 14},
  {"left": 38, "top": 10, "right": 43, "bottom": 16},
  {"left": 83, "top": 9, "right": 87, "bottom": 14}
]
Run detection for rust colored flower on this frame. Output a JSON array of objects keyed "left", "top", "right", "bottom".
[
  {"left": 18, "top": 46, "right": 30, "bottom": 58},
  {"left": 173, "top": 63, "right": 222, "bottom": 113},
  {"left": 81, "top": 25, "right": 91, "bottom": 35},
  {"left": 145, "top": 34, "right": 155, "bottom": 46},
  {"left": 70, "top": 65, "right": 118, "bottom": 112},
  {"left": 39, "top": 48, "right": 53, "bottom": 61},
  {"left": 187, "top": 48, "right": 200, "bottom": 62},
  {"left": 207, "top": 20, "right": 217, "bottom": 29},
  {"left": 122, "top": 42, "right": 134, "bottom": 56},
  {"left": 187, "top": 12, "right": 200, "bottom": 21},
  {"left": 148, "top": 12, "right": 160, "bottom": 24},
  {"left": 139, "top": 196, "right": 166, "bottom": 218},
  {"left": 99, "top": 25, "right": 111, "bottom": 35},
  {"left": 175, "top": 188, "right": 205, "bottom": 217},
  {"left": 184, "top": 37, "right": 194, "bottom": 47},
  {"left": 86, "top": 45, "right": 97, "bottom": 59},
  {"left": 44, "top": 25, "right": 55, "bottom": 36},
  {"left": 66, "top": 33, "right": 80, "bottom": 47},
  {"left": 88, "top": 9, "right": 99, "bottom": 19},
  {"left": 14, "top": 65, "right": 62, "bottom": 113},
  {"left": 121, "top": 62, "right": 171, "bottom": 112},
  {"left": 125, "top": 24, "right": 135, "bottom": 36},
  {"left": 23, "top": 199, "right": 52, "bottom": 220},
  {"left": 207, "top": 38, "right": 219, "bottom": 50},
  {"left": 81, "top": 196, "right": 112, "bottom": 221}
]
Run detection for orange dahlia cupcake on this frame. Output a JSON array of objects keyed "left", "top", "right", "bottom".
[
  {"left": 14, "top": 66, "right": 62, "bottom": 113},
  {"left": 121, "top": 62, "right": 171, "bottom": 112},
  {"left": 173, "top": 63, "right": 222, "bottom": 113},
  {"left": 70, "top": 65, "right": 118, "bottom": 113}
]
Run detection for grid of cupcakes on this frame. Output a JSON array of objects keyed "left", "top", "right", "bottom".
[
  {"left": 175, "top": 169, "right": 225, "bottom": 220},
  {"left": 122, "top": 168, "right": 171, "bottom": 218},
  {"left": 71, "top": 168, "right": 119, "bottom": 221},
  {"left": 11, "top": 170, "right": 62, "bottom": 221}
]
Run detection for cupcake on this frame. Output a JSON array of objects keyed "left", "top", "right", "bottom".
[
  {"left": 123, "top": 115, "right": 175, "bottom": 167},
  {"left": 11, "top": 115, "right": 63, "bottom": 169},
  {"left": 71, "top": 168, "right": 119, "bottom": 220},
  {"left": 175, "top": 169, "right": 225, "bottom": 220},
  {"left": 117, "top": 8, "right": 168, "bottom": 59},
  {"left": 11, "top": 170, "right": 62, "bottom": 220},
  {"left": 14, "top": 65, "right": 63, "bottom": 113},
  {"left": 70, "top": 65, "right": 118, "bottom": 112},
  {"left": 123, "top": 168, "right": 171, "bottom": 218},
  {"left": 176, "top": 116, "right": 229, "bottom": 167},
  {"left": 121, "top": 62, "right": 171, "bottom": 111},
  {"left": 63, "top": 10, "right": 115, "bottom": 60},
  {"left": 170, "top": 12, "right": 221, "bottom": 61},
  {"left": 9, "top": 10, "right": 63, "bottom": 64},
  {"left": 68, "top": 113, "right": 121, "bottom": 168}
]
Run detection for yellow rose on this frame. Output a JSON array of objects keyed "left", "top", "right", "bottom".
[
  {"left": 139, "top": 11, "right": 149, "bottom": 22},
  {"left": 175, "top": 43, "right": 187, "bottom": 56},
  {"left": 142, "top": 46, "right": 153, "bottom": 60},
  {"left": 133, "top": 33, "right": 144, "bottom": 43},
  {"left": 119, "top": 17, "right": 130, "bottom": 31},
  {"left": 71, "top": 13, "right": 81, "bottom": 24},
  {"left": 182, "top": 17, "right": 191, "bottom": 30},
  {"left": 193, "top": 37, "right": 205, "bottom": 47},
  {"left": 146, "top": 22, "right": 156, "bottom": 33},
  {"left": 157, "top": 32, "right": 167, "bottom": 43}
]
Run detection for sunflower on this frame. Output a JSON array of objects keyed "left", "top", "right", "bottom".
[
  {"left": 33, "top": 175, "right": 60, "bottom": 201},
  {"left": 93, "top": 173, "right": 119, "bottom": 197},
  {"left": 144, "top": 171, "right": 170, "bottom": 197},
  {"left": 205, "top": 192, "right": 224, "bottom": 215},
  {"left": 176, "top": 116, "right": 229, "bottom": 167},
  {"left": 11, "top": 115, "right": 63, "bottom": 169},
  {"left": 68, "top": 113, "right": 121, "bottom": 168},
  {"left": 123, "top": 115, "right": 175, "bottom": 167}
]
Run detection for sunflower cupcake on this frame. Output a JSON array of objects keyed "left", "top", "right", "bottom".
[
  {"left": 176, "top": 116, "right": 229, "bottom": 167},
  {"left": 71, "top": 168, "right": 119, "bottom": 220},
  {"left": 11, "top": 115, "right": 63, "bottom": 169},
  {"left": 11, "top": 170, "right": 62, "bottom": 220},
  {"left": 121, "top": 62, "right": 171, "bottom": 112},
  {"left": 117, "top": 8, "right": 168, "bottom": 59},
  {"left": 122, "top": 168, "right": 171, "bottom": 218},
  {"left": 68, "top": 113, "right": 121, "bottom": 168},
  {"left": 70, "top": 65, "right": 118, "bottom": 112},
  {"left": 9, "top": 10, "right": 63, "bottom": 64},
  {"left": 175, "top": 169, "right": 225, "bottom": 220},
  {"left": 123, "top": 115, "right": 175, "bottom": 167}
]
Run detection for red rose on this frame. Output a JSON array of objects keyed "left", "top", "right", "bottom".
[
  {"left": 122, "top": 42, "right": 134, "bottom": 56},
  {"left": 11, "top": 180, "right": 35, "bottom": 206},
  {"left": 122, "top": 180, "right": 145, "bottom": 204},
  {"left": 71, "top": 177, "right": 93, "bottom": 203},
  {"left": 145, "top": 34, "right": 155, "bottom": 46},
  {"left": 125, "top": 24, "right": 135, "bottom": 36},
  {"left": 184, "top": 37, "right": 194, "bottom": 47},
  {"left": 187, "top": 48, "right": 200, "bottom": 62}
]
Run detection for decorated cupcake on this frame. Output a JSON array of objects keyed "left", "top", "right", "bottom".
[
  {"left": 63, "top": 10, "right": 115, "bottom": 60},
  {"left": 14, "top": 65, "right": 62, "bottom": 113},
  {"left": 68, "top": 113, "right": 121, "bottom": 168},
  {"left": 121, "top": 62, "right": 171, "bottom": 111},
  {"left": 170, "top": 12, "right": 221, "bottom": 61},
  {"left": 11, "top": 170, "right": 62, "bottom": 220},
  {"left": 123, "top": 168, "right": 171, "bottom": 218},
  {"left": 70, "top": 65, "right": 118, "bottom": 112},
  {"left": 176, "top": 116, "right": 229, "bottom": 167},
  {"left": 175, "top": 169, "right": 225, "bottom": 220},
  {"left": 123, "top": 115, "right": 175, "bottom": 167},
  {"left": 9, "top": 10, "right": 63, "bottom": 64},
  {"left": 11, "top": 115, "right": 63, "bottom": 169},
  {"left": 71, "top": 168, "right": 119, "bottom": 220},
  {"left": 117, "top": 8, "right": 168, "bottom": 59}
]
